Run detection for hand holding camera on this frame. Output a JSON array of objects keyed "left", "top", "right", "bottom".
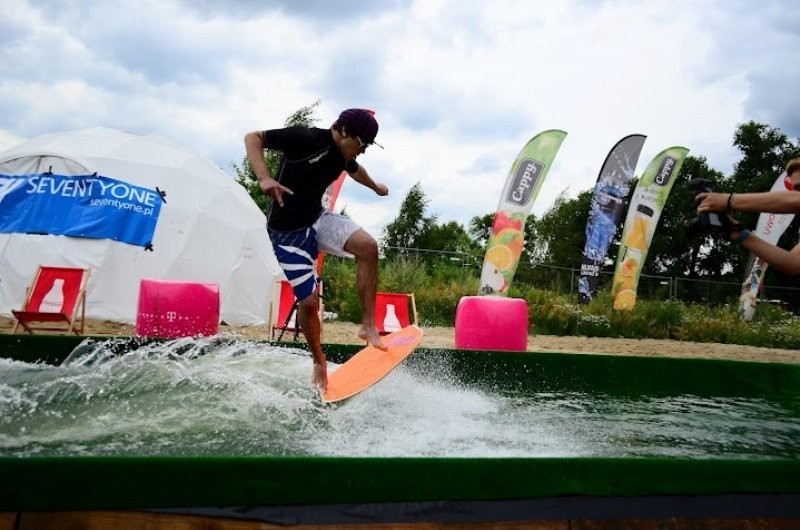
[{"left": 684, "top": 178, "right": 744, "bottom": 240}]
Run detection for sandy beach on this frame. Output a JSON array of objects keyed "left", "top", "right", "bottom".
[{"left": 2, "top": 316, "right": 798, "bottom": 365}]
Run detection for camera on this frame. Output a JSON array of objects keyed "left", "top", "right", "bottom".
[{"left": 684, "top": 178, "right": 727, "bottom": 236}]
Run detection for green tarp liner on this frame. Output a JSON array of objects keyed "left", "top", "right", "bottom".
[{"left": 2, "top": 456, "right": 800, "bottom": 512}]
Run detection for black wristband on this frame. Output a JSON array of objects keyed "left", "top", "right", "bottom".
[
  {"left": 726, "top": 193, "right": 735, "bottom": 211},
  {"left": 737, "top": 228, "right": 752, "bottom": 244}
]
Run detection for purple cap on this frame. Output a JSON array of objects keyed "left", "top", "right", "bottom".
[{"left": 338, "top": 108, "right": 382, "bottom": 147}]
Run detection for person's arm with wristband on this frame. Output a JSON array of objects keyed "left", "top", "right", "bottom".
[
  {"left": 732, "top": 228, "right": 800, "bottom": 276},
  {"left": 697, "top": 190, "right": 800, "bottom": 215}
]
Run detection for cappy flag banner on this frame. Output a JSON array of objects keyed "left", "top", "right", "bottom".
[
  {"left": 610, "top": 146, "right": 689, "bottom": 311},
  {"left": 479, "top": 130, "right": 567, "bottom": 296},
  {"left": 0, "top": 172, "right": 163, "bottom": 248}
]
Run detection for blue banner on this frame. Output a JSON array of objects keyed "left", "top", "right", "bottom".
[
  {"left": 578, "top": 134, "right": 646, "bottom": 304},
  {"left": 0, "top": 173, "right": 163, "bottom": 248}
]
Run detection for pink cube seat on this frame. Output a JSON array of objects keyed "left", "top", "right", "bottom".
[
  {"left": 136, "top": 279, "right": 220, "bottom": 338},
  {"left": 454, "top": 295, "right": 529, "bottom": 351}
]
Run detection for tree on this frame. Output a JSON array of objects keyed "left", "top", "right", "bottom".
[
  {"left": 508, "top": 157, "right": 729, "bottom": 280},
  {"left": 731, "top": 121, "right": 796, "bottom": 192},
  {"left": 531, "top": 189, "right": 592, "bottom": 268},
  {"left": 381, "top": 183, "right": 475, "bottom": 267},
  {"left": 650, "top": 156, "right": 727, "bottom": 278},
  {"left": 232, "top": 100, "right": 321, "bottom": 214},
  {"left": 729, "top": 121, "right": 800, "bottom": 285},
  {"left": 726, "top": 121, "right": 795, "bottom": 235},
  {"left": 467, "top": 212, "right": 496, "bottom": 261},
  {"left": 436, "top": 122, "right": 800, "bottom": 298},
  {"left": 381, "top": 182, "right": 433, "bottom": 258},
  {"left": 467, "top": 213, "right": 493, "bottom": 250},
  {"left": 472, "top": 121, "right": 798, "bottom": 286},
  {"left": 637, "top": 122, "right": 800, "bottom": 281},
  {"left": 421, "top": 220, "right": 471, "bottom": 252}
]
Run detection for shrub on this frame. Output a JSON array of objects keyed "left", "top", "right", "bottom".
[
  {"left": 379, "top": 256, "right": 428, "bottom": 293},
  {"left": 321, "top": 258, "right": 360, "bottom": 322}
]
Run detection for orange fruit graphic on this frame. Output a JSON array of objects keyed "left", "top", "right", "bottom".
[
  {"left": 486, "top": 244, "right": 515, "bottom": 271},
  {"left": 622, "top": 257, "right": 638, "bottom": 273},
  {"left": 613, "top": 288, "right": 637, "bottom": 311},
  {"left": 495, "top": 227, "right": 524, "bottom": 255}
]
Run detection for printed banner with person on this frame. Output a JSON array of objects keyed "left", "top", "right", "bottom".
[
  {"left": 610, "top": 146, "right": 689, "bottom": 310},
  {"left": 0, "top": 172, "right": 163, "bottom": 248},
  {"left": 479, "top": 129, "right": 567, "bottom": 296},
  {"left": 578, "top": 134, "right": 646, "bottom": 304},
  {"left": 739, "top": 171, "right": 796, "bottom": 321}
]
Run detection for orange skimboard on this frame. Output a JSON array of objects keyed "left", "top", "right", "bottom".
[{"left": 322, "top": 325, "right": 424, "bottom": 403}]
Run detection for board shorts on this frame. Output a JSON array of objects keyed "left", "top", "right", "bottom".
[{"left": 268, "top": 211, "right": 361, "bottom": 301}]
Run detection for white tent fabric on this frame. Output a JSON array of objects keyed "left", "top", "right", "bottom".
[{"left": 0, "top": 127, "right": 280, "bottom": 325}]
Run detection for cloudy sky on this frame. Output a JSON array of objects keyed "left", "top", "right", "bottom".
[{"left": 1, "top": 0, "right": 798, "bottom": 239}]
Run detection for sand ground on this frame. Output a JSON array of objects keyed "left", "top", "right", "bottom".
[{"left": 2, "top": 316, "right": 798, "bottom": 365}]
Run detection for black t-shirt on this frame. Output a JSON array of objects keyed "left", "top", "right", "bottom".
[{"left": 262, "top": 126, "right": 358, "bottom": 231}]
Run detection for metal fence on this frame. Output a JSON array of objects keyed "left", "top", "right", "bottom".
[
  {"left": 515, "top": 261, "right": 800, "bottom": 313},
  {"left": 378, "top": 245, "right": 800, "bottom": 313}
]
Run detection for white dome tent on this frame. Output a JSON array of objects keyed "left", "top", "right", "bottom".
[{"left": 0, "top": 127, "right": 279, "bottom": 325}]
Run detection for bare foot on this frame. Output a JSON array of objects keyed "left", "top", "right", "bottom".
[
  {"left": 358, "top": 326, "right": 388, "bottom": 351},
  {"left": 312, "top": 362, "right": 328, "bottom": 392}
]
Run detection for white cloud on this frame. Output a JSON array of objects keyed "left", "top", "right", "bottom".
[
  {"left": 0, "top": 131, "right": 25, "bottom": 153},
  {"left": 0, "top": 0, "right": 797, "bottom": 240}
]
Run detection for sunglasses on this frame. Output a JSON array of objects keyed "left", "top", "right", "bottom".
[{"left": 355, "top": 136, "right": 370, "bottom": 153}]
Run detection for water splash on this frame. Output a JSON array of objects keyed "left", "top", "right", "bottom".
[{"left": 0, "top": 337, "right": 798, "bottom": 459}]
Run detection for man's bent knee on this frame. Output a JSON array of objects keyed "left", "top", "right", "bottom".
[{"left": 345, "top": 230, "right": 379, "bottom": 260}]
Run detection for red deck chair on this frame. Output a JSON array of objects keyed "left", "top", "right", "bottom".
[
  {"left": 12, "top": 266, "right": 90, "bottom": 335},
  {"left": 374, "top": 292, "right": 419, "bottom": 335},
  {"left": 269, "top": 280, "right": 324, "bottom": 342}
]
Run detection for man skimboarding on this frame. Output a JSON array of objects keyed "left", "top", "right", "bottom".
[{"left": 245, "top": 109, "right": 390, "bottom": 391}]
